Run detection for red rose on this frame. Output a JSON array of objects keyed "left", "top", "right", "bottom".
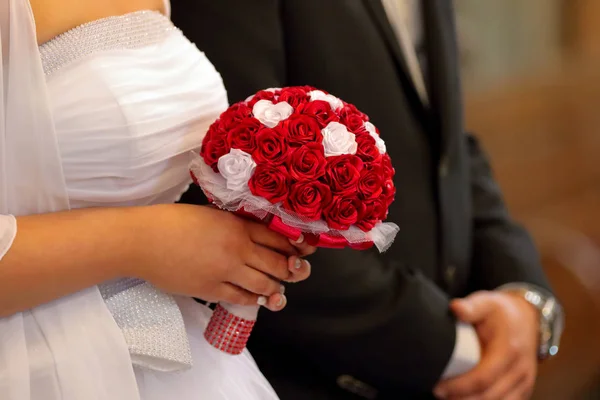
[
  {"left": 226, "top": 117, "right": 261, "bottom": 153},
  {"left": 358, "top": 167, "right": 384, "bottom": 200},
  {"left": 205, "top": 118, "right": 230, "bottom": 143},
  {"left": 363, "top": 159, "right": 383, "bottom": 174},
  {"left": 325, "top": 155, "right": 364, "bottom": 196},
  {"left": 356, "top": 198, "right": 386, "bottom": 232},
  {"left": 282, "top": 114, "right": 323, "bottom": 147},
  {"left": 247, "top": 90, "right": 277, "bottom": 108},
  {"left": 201, "top": 135, "right": 230, "bottom": 172},
  {"left": 200, "top": 124, "right": 216, "bottom": 158},
  {"left": 338, "top": 103, "right": 368, "bottom": 122},
  {"left": 283, "top": 181, "right": 332, "bottom": 221},
  {"left": 277, "top": 87, "right": 310, "bottom": 108},
  {"left": 219, "top": 103, "right": 253, "bottom": 130},
  {"left": 381, "top": 179, "right": 396, "bottom": 216},
  {"left": 323, "top": 196, "right": 361, "bottom": 230},
  {"left": 341, "top": 113, "right": 368, "bottom": 134},
  {"left": 289, "top": 143, "right": 326, "bottom": 181},
  {"left": 253, "top": 127, "right": 291, "bottom": 165},
  {"left": 381, "top": 154, "right": 395, "bottom": 179},
  {"left": 249, "top": 164, "right": 289, "bottom": 204},
  {"left": 299, "top": 100, "right": 339, "bottom": 128},
  {"left": 355, "top": 133, "right": 382, "bottom": 163},
  {"left": 299, "top": 85, "right": 319, "bottom": 92}
]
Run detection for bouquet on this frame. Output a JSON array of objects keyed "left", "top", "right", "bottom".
[{"left": 190, "top": 86, "right": 399, "bottom": 354}]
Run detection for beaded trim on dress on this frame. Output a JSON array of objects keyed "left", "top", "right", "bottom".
[
  {"left": 39, "top": 11, "right": 178, "bottom": 76},
  {"left": 37, "top": 9, "right": 194, "bottom": 372}
]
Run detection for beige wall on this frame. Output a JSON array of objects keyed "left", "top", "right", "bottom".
[{"left": 455, "top": 0, "right": 563, "bottom": 93}]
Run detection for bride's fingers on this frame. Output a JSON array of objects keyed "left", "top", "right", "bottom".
[
  {"left": 247, "top": 222, "right": 298, "bottom": 256},
  {"left": 289, "top": 234, "right": 317, "bottom": 257},
  {"left": 217, "top": 283, "right": 262, "bottom": 306},
  {"left": 286, "top": 256, "right": 311, "bottom": 283},
  {"left": 228, "top": 266, "right": 283, "bottom": 297},
  {"left": 266, "top": 292, "right": 287, "bottom": 312},
  {"left": 217, "top": 283, "right": 285, "bottom": 312},
  {"left": 246, "top": 244, "right": 292, "bottom": 281}
]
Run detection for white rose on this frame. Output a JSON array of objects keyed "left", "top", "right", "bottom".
[
  {"left": 322, "top": 122, "right": 358, "bottom": 157},
  {"left": 364, "top": 121, "right": 387, "bottom": 154},
  {"left": 308, "top": 90, "right": 344, "bottom": 111},
  {"left": 217, "top": 149, "right": 257, "bottom": 192},
  {"left": 252, "top": 100, "right": 293, "bottom": 128}
]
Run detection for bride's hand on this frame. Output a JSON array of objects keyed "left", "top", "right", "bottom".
[{"left": 132, "top": 204, "right": 314, "bottom": 311}]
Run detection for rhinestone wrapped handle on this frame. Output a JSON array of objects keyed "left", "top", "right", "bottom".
[{"left": 204, "top": 303, "right": 258, "bottom": 354}]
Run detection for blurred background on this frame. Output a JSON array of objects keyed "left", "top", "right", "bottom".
[{"left": 454, "top": 0, "right": 600, "bottom": 398}]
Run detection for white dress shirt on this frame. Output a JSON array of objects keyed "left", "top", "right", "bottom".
[{"left": 380, "top": 0, "right": 481, "bottom": 379}]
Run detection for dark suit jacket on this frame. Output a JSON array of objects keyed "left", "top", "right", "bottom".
[{"left": 173, "top": 1, "right": 552, "bottom": 398}]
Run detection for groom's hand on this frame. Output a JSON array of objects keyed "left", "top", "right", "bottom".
[{"left": 434, "top": 291, "right": 539, "bottom": 400}]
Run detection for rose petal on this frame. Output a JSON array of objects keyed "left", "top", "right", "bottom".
[
  {"left": 322, "top": 121, "right": 358, "bottom": 157},
  {"left": 217, "top": 149, "right": 257, "bottom": 192},
  {"left": 308, "top": 90, "right": 344, "bottom": 111},
  {"left": 253, "top": 100, "right": 294, "bottom": 128},
  {"left": 364, "top": 122, "right": 387, "bottom": 154}
]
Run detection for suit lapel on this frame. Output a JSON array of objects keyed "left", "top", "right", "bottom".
[
  {"left": 422, "top": 0, "right": 463, "bottom": 156},
  {"left": 364, "top": 0, "right": 461, "bottom": 157},
  {"left": 362, "top": 0, "right": 426, "bottom": 111}
]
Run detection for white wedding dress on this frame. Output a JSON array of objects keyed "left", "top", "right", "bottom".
[{"left": 0, "top": 1, "right": 279, "bottom": 399}]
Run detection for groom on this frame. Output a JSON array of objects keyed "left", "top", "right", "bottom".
[{"left": 174, "top": 1, "right": 564, "bottom": 399}]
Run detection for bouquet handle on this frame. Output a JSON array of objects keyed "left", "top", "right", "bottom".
[{"left": 204, "top": 302, "right": 258, "bottom": 354}]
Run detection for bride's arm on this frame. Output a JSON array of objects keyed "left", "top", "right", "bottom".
[
  {"left": 0, "top": 207, "right": 145, "bottom": 317},
  {"left": 0, "top": 204, "right": 309, "bottom": 318}
]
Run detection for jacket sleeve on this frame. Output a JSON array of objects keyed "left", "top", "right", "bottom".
[
  {"left": 173, "top": 0, "right": 458, "bottom": 394},
  {"left": 466, "top": 133, "right": 552, "bottom": 292}
]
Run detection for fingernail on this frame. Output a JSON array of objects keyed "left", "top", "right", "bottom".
[
  {"left": 277, "top": 294, "right": 287, "bottom": 308},
  {"left": 294, "top": 258, "right": 303, "bottom": 269},
  {"left": 433, "top": 388, "right": 446, "bottom": 399},
  {"left": 257, "top": 296, "right": 267, "bottom": 306},
  {"left": 279, "top": 285, "right": 285, "bottom": 294},
  {"left": 304, "top": 259, "right": 311, "bottom": 270},
  {"left": 294, "top": 234, "right": 304, "bottom": 244}
]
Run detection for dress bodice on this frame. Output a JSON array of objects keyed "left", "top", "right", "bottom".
[
  {"left": 37, "top": 10, "right": 229, "bottom": 372},
  {"left": 0, "top": 5, "right": 279, "bottom": 400},
  {"left": 40, "top": 10, "right": 228, "bottom": 209}
]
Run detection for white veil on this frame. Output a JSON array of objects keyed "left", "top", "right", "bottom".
[{"left": 0, "top": 0, "right": 140, "bottom": 398}]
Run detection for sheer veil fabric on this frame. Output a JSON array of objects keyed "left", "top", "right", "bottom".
[{"left": 0, "top": 0, "right": 141, "bottom": 398}]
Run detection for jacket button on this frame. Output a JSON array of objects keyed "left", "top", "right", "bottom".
[
  {"left": 336, "top": 375, "right": 378, "bottom": 399},
  {"left": 439, "top": 156, "right": 449, "bottom": 178}
]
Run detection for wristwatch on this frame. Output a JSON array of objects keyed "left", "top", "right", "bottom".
[{"left": 498, "top": 283, "right": 565, "bottom": 360}]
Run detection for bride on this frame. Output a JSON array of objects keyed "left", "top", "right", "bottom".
[{"left": 0, "top": 0, "right": 315, "bottom": 398}]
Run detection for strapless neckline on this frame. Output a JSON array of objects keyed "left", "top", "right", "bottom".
[
  {"left": 40, "top": 9, "right": 227, "bottom": 210},
  {"left": 39, "top": 11, "right": 176, "bottom": 76}
]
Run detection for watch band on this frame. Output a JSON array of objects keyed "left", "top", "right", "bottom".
[{"left": 497, "top": 283, "right": 564, "bottom": 360}]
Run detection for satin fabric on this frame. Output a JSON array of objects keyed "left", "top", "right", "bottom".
[
  {"left": 0, "top": 1, "right": 140, "bottom": 399},
  {"left": 0, "top": 2, "right": 278, "bottom": 399}
]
